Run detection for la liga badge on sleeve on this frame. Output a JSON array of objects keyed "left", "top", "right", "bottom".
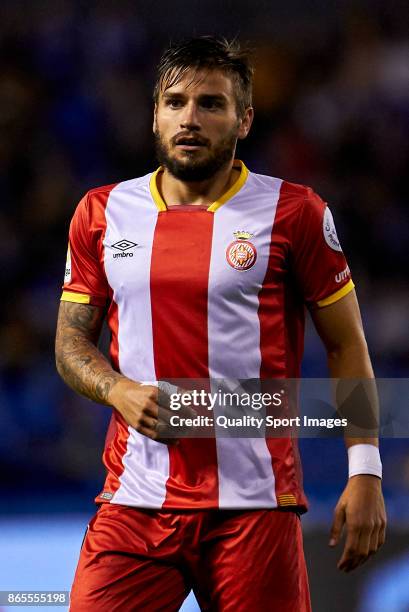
[{"left": 226, "top": 231, "right": 257, "bottom": 271}]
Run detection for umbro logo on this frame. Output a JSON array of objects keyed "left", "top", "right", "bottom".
[
  {"left": 111, "top": 239, "right": 137, "bottom": 259},
  {"left": 112, "top": 239, "right": 137, "bottom": 251}
]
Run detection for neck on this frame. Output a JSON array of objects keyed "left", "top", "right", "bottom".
[{"left": 158, "top": 160, "right": 239, "bottom": 207}]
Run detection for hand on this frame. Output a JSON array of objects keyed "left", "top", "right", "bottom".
[
  {"left": 329, "top": 474, "right": 387, "bottom": 572},
  {"left": 108, "top": 378, "right": 179, "bottom": 444}
]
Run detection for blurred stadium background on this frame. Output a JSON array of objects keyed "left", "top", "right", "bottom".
[{"left": 0, "top": 0, "right": 408, "bottom": 610}]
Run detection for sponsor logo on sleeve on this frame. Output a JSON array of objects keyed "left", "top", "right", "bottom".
[
  {"left": 335, "top": 265, "right": 351, "bottom": 283},
  {"left": 64, "top": 245, "right": 71, "bottom": 283},
  {"left": 323, "top": 207, "right": 342, "bottom": 252}
]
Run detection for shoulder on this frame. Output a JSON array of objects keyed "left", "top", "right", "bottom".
[
  {"left": 281, "top": 180, "right": 326, "bottom": 215},
  {"left": 77, "top": 172, "right": 153, "bottom": 215},
  {"left": 281, "top": 181, "right": 326, "bottom": 223},
  {"left": 85, "top": 172, "right": 153, "bottom": 202},
  {"left": 247, "top": 168, "right": 324, "bottom": 210},
  {"left": 247, "top": 169, "right": 326, "bottom": 229}
]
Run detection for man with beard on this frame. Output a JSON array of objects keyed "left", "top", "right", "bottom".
[{"left": 56, "top": 37, "right": 386, "bottom": 611}]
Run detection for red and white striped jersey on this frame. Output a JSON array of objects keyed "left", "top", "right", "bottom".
[{"left": 61, "top": 160, "right": 354, "bottom": 512}]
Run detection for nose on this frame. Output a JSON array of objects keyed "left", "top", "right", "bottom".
[{"left": 180, "top": 101, "right": 201, "bottom": 131}]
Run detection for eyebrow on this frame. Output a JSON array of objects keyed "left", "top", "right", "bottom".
[
  {"left": 199, "top": 94, "right": 227, "bottom": 104},
  {"left": 162, "top": 92, "right": 184, "bottom": 100},
  {"left": 162, "top": 92, "right": 227, "bottom": 103}
]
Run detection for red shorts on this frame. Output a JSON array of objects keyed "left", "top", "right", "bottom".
[{"left": 70, "top": 504, "right": 311, "bottom": 612}]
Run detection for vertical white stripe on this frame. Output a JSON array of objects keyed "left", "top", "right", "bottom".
[
  {"left": 104, "top": 176, "right": 169, "bottom": 508},
  {"left": 108, "top": 427, "right": 171, "bottom": 508},
  {"left": 207, "top": 173, "right": 282, "bottom": 508}
]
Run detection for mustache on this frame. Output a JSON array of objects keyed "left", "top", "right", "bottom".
[{"left": 171, "top": 132, "right": 210, "bottom": 147}]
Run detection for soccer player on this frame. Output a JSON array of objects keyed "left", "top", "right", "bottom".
[{"left": 55, "top": 36, "right": 386, "bottom": 611}]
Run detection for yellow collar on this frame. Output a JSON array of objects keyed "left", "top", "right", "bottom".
[{"left": 149, "top": 160, "right": 249, "bottom": 212}]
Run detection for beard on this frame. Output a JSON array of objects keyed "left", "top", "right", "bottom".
[{"left": 154, "top": 127, "right": 238, "bottom": 182}]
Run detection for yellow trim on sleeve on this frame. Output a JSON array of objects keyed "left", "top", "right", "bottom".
[
  {"left": 61, "top": 291, "right": 91, "bottom": 304},
  {"left": 317, "top": 279, "right": 355, "bottom": 308},
  {"left": 149, "top": 160, "right": 249, "bottom": 213}
]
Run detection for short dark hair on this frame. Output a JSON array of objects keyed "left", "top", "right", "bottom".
[{"left": 153, "top": 36, "right": 253, "bottom": 117}]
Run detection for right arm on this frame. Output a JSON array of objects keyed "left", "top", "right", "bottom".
[
  {"left": 55, "top": 301, "right": 122, "bottom": 405},
  {"left": 55, "top": 301, "right": 163, "bottom": 441}
]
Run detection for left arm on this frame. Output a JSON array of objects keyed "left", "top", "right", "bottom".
[{"left": 310, "top": 289, "right": 387, "bottom": 572}]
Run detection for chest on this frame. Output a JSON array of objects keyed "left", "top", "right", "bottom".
[{"left": 103, "top": 206, "right": 289, "bottom": 304}]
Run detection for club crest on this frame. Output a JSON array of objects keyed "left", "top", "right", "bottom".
[{"left": 226, "top": 231, "right": 257, "bottom": 271}]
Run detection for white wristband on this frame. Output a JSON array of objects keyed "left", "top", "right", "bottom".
[
  {"left": 140, "top": 380, "right": 179, "bottom": 396},
  {"left": 348, "top": 444, "right": 382, "bottom": 479},
  {"left": 158, "top": 381, "right": 179, "bottom": 396}
]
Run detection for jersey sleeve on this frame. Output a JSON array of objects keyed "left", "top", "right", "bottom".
[
  {"left": 291, "top": 188, "right": 354, "bottom": 308},
  {"left": 61, "top": 192, "right": 109, "bottom": 307}
]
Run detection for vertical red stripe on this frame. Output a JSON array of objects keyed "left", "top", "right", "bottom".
[
  {"left": 258, "top": 182, "right": 308, "bottom": 510},
  {"left": 150, "top": 210, "right": 213, "bottom": 378},
  {"left": 97, "top": 296, "right": 132, "bottom": 501},
  {"left": 150, "top": 210, "right": 219, "bottom": 508},
  {"left": 90, "top": 184, "right": 132, "bottom": 503},
  {"left": 258, "top": 181, "right": 306, "bottom": 379},
  {"left": 107, "top": 293, "right": 120, "bottom": 372},
  {"left": 98, "top": 412, "right": 132, "bottom": 501}
]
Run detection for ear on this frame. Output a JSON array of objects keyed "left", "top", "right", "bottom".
[
  {"left": 237, "top": 107, "right": 254, "bottom": 140},
  {"left": 153, "top": 103, "right": 158, "bottom": 134}
]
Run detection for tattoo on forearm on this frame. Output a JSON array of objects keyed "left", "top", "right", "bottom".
[{"left": 55, "top": 301, "right": 121, "bottom": 405}]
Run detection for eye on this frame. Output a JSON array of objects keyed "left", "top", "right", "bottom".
[
  {"left": 166, "top": 98, "right": 183, "bottom": 109},
  {"left": 200, "top": 99, "right": 222, "bottom": 110}
]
